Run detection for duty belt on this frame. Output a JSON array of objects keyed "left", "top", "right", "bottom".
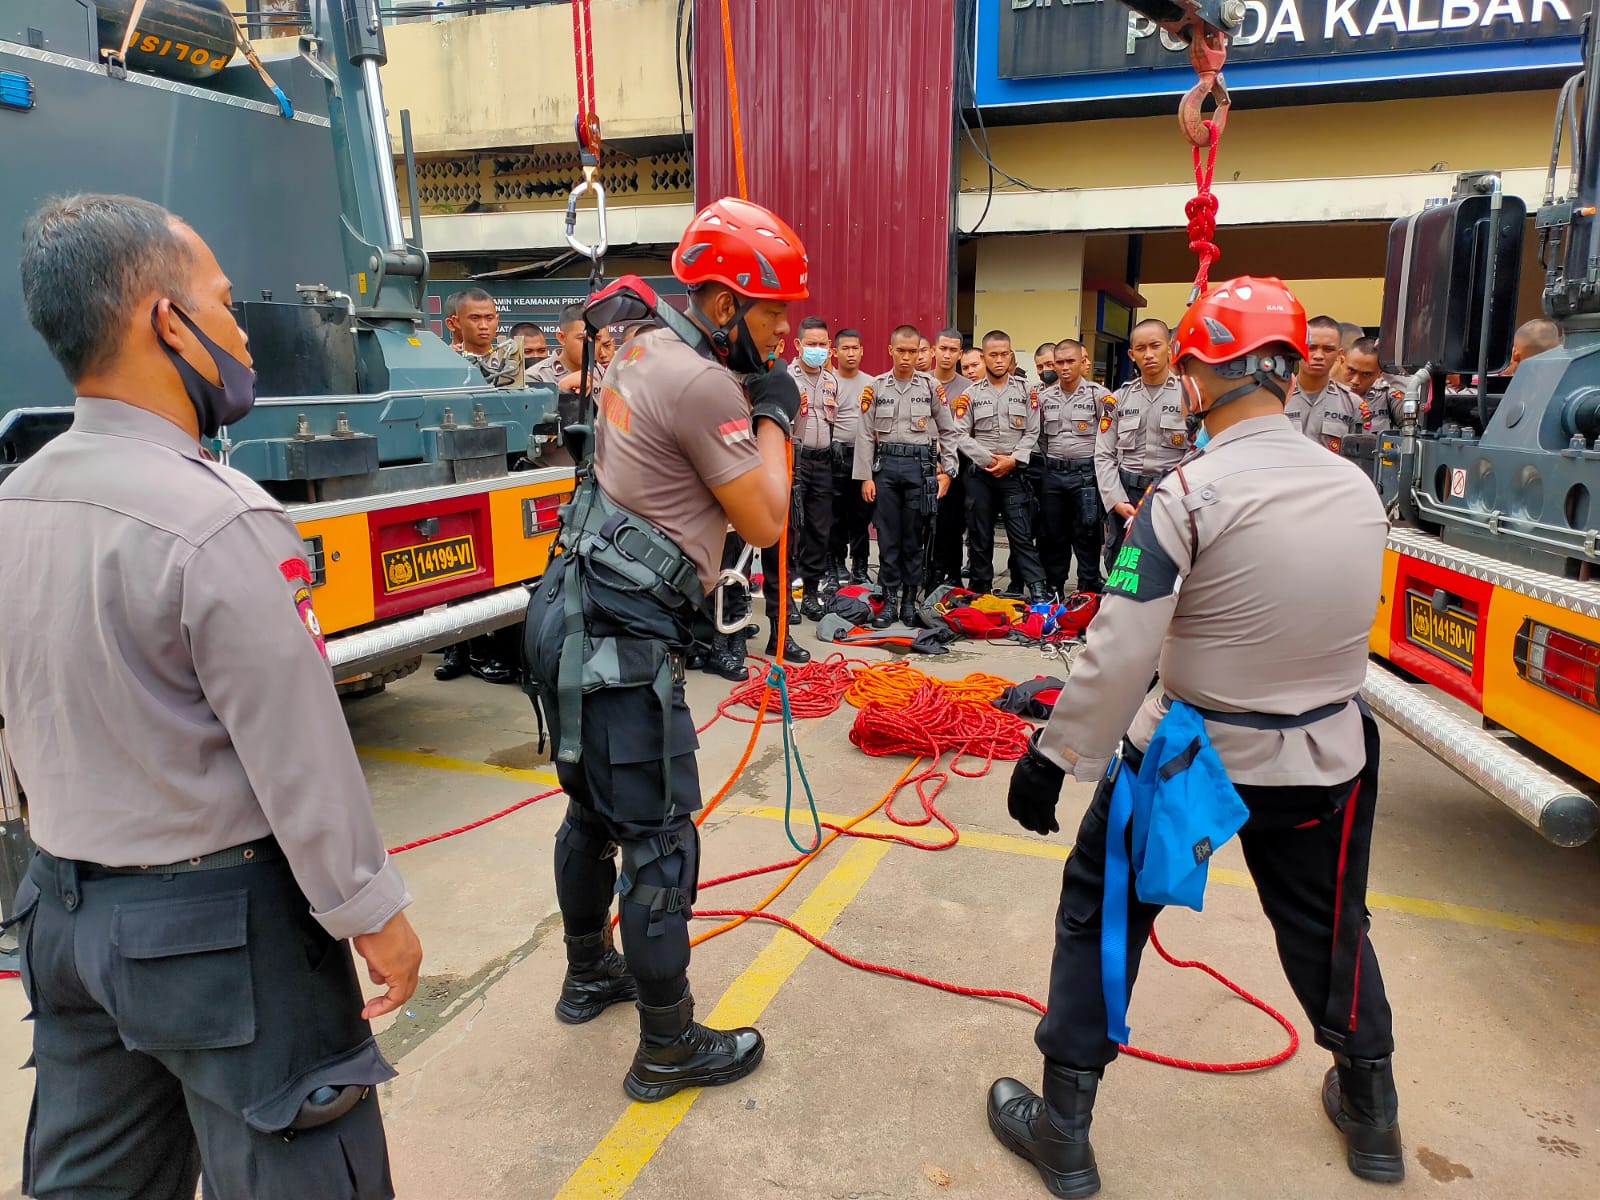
[
  {"left": 1119, "top": 469, "right": 1159, "bottom": 498},
  {"left": 1168, "top": 696, "right": 1353, "bottom": 730},
  {"left": 40, "top": 835, "right": 283, "bottom": 878},
  {"left": 879, "top": 442, "right": 933, "bottom": 458},
  {"left": 1045, "top": 455, "right": 1095, "bottom": 474},
  {"left": 797, "top": 445, "right": 833, "bottom": 461}
]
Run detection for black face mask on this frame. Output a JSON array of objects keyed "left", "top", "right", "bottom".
[
  {"left": 1039, "top": 369, "right": 1059, "bottom": 386},
  {"left": 153, "top": 303, "right": 257, "bottom": 438}
]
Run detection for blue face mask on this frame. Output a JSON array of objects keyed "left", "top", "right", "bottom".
[
  {"left": 1194, "top": 426, "right": 1211, "bottom": 449},
  {"left": 800, "top": 345, "right": 829, "bottom": 370}
]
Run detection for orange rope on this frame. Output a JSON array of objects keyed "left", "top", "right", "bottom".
[{"left": 718, "top": 0, "right": 748, "bottom": 200}]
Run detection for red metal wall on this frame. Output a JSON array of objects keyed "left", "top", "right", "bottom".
[{"left": 692, "top": 0, "right": 958, "bottom": 375}]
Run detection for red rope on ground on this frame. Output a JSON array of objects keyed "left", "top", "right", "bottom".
[
  {"left": 385, "top": 787, "right": 562, "bottom": 855},
  {"left": 701, "top": 654, "right": 864, "bottom": 731},
  {"left": 1186, "top": 119, "right": 1221, "bottom": 297}
]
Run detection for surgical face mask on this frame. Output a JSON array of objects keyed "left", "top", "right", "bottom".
[
  {"left": 153, "top": 303, "right": 257, "bottom": 438},
  {"left": 1038, "top": 369, "right": 1059, "bottom": 386},
  {"left": 800, "top": 345, "right": 829, "bottom": 369},
  {"left": 1193, "top": 425, "right": 1211, "bottom": 449}
]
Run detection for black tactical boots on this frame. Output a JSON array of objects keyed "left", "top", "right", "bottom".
[
  {"left": 1322, "top": 1054, "right": 1405, "bottom": 1182},
  {"left": 554, "top": 930, "right": 637, "bottom": 1025},
  {"left": 623, "top": 992, "right": 765, "bottom": 1103},
  {"left": 987, "top": 1063, "right": 1103, "bottom": 1198}
]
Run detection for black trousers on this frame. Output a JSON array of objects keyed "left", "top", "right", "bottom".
[
  {"left": 828, "top": 444, "right": 871, "bottom": 577},
  {"left": 11, "top": 851, "right": 394, "bottom": 1199},
  {"left": 524, "top": 561, "right": 704, "bottom": 1009},
  {"left": 872, "top": 452, "right": 934, "bottom": 591},
  {"left": 927, "top": 455, "right": 968, "bottom": 588},
  {"left": 1040, "top": 460, "right": 1104, "bottom": 594},
  {"left": 1035, "top": 723, "right": 1394, "bottom": 1071},
  {"left": 789, "top": 449, "right": 833, "bottom": 586},
  {"left": 1103, "top": 469, "right": 1158, "bottom": 573},
  {"left": 966, "top": 464, "right": 1045, "bottom": 593}
]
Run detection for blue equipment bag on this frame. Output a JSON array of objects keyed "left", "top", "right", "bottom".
[{"left": 1100, "top": 701, "right": 1249, "bottom": 1043}]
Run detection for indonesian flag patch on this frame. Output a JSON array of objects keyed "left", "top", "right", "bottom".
[{"left": 719, "top": 417, "right": 753, "bottom": 446}]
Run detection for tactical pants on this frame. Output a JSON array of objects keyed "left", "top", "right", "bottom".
[
  {"left": 927, "top": 454, "right": 969, "bottom": 588},
  {"left": 966, "top": 464, "right": 1045, "bottom": 594},
  {"left": 788, "top": 448, "right": 833, "bottom": 587},
  {"left": 1040, "top": 458, "right": 1104, "bottom": 594},
  {"left": 1005, "top": 459, "right": 1046, "bottom": 590},
  {"left": 1103, "top": 469, "right": 1158, "bottom": 574},
  {"left": 524, "top": 565, "right": 704, "bottom": 1009},
  {"left": 828, "top": 443, "right": 871, "bottom": 578},
  {"left": 10, "top": 850, "right": 394, "bottom": 1199},
  {"left": 872, "top": 451, "right": 935, "bottom": 591},
  {"left": 1034, "top": 720, "right": 1394, "bottom": 1072}
]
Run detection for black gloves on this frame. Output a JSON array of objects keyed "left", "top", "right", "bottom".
[
  {"left": 747, "top": 365, "right": 802, "bottom": 437},
  {"left": 1008, "top": 729, "right": 1066, "bottom": 836}
]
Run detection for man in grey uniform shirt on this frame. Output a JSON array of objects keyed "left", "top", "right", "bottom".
[
  {"left": 827, "top": 328, "right": 872, "bottom": 585},
  {"left": 0, "top": 195, "right": 421, "bottom": 1199},
  {"left": 1094, "top": 319, "right": 1188, "bottom": 570},
  {"left": 1283, "top": 314, "right": 1362, "bottom": 451},
  {"left": 990, "top": 278, "right": 1402, "bottom": 1196}
]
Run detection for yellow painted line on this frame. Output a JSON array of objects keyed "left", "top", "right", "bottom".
[
  {"left": 733, "top": 804, "right": 1600, "bottom": 947},
  {"left": 355, "top": 745, "right": 561, "bottom": 787},
  {"left": 554, "top": 838, "right": 893, "bottom": 1200}
]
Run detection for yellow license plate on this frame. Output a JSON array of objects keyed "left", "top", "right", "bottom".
[
  {"left": 1405, "top": 591, "right": 1477, "bottom": 670},
  {"left": 382, "top": 535, "right": 477, "bottom": 592}
]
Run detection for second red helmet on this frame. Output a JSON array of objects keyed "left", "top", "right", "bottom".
[{"left": 1172, "top": 276, "right": 1309, "bottom": 368}]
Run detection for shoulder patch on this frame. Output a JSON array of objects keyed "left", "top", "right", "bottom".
[
  {"left": 1098, "top": 415, "right": 1112, "bottom": 433},
  {"left": 1029, "top": 388, "right": 1040, "bottom": 409},
  {"left": 935, "top": 381, "right": 948, "bottom": 406},
  {"left": 860, "top": 385, "right": 874, "bottom": 412},
  {"left": 1103, "top": 504, "right": 1181, "bottom": 603},
  {"left": 279, "top": 558, "right": 328, "bottom": 659},
  {"left": 953, "top": 394, "right": 970, "bottom": 418}
]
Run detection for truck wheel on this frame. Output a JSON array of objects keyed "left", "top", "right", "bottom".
[{"left": 336, "top": 655, "right": 423, "bottom": 701}]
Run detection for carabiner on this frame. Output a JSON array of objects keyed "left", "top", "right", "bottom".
[
  {"left": 565, "top": 169, "right": 610, "bottom": 263},
  {"left": 711, "top": 541, "right": 759, "bottom": 635},
  {"left": 1178, "top": 29, "right": 1230, "bottom": 148}
]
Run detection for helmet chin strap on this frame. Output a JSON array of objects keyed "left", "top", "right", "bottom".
[
  {"left": 1184, "top": 355, "right": 1291, "bottom": 435},
  {"left": 690, "top": 294, "right": 766, "bottom": 375}
]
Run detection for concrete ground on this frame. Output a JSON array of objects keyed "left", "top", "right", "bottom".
[{"left": 2, "top": 635, "right": 1598, "bottom": 1200}]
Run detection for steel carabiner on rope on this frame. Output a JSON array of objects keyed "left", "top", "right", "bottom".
[{"left": 565, "top": 166, "right": 610, "bottom": 265}]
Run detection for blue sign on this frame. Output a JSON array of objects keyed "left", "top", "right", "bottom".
[{"left": 974, "top": 0, "right": 1583, "bottom": 108}]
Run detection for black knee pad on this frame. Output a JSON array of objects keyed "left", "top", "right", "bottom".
[{"left": 615, "top": 822, "right": 700, "bottom": 989}]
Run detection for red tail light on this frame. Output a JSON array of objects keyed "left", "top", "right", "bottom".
[{"left": 1513, "top": 620, "right": 1600, "bottom": 712}]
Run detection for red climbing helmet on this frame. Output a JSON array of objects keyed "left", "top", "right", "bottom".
[
  {"left": 1172, "top": 276, "right": 1308, "bottom": 369},
  {"left": 671, "top": 198, "right": 810, "bottom": 301}
]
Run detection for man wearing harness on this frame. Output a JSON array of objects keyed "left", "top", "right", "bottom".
[
  {"left": 990, "top": 278, "right": 1402, "bottom": 1197},
  {"left": 522, "top": 198, "right": 804, "bottom": 1102},
  {"left": 854, "top": 326, "right": 958, "bottom": 627},
  {"left": 1094, "top": 319, "right": 1187, "bottom": 571}
]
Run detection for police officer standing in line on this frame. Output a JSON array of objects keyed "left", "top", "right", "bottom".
[
  {"left": 1344, "top": 337, "right": 1403, "bottom": 434},
  {"left": 960, "top": 346, "right": 985, "bottom": 384},
  {"left": 827, "top": 328, "right": 872, "bottom": 586},
  {"left": 992, "top": 277, "right": 1402, "bottom": 1198},
  {"left": 927, "top": 327, "right": 974, "bottom": 590},
  {"left": 1284, "top": 315, "right": 1363, "bottom": 452},
  {"left": 1094, "top": 318, "right": 1187, "bottom": 570},
  {"left": 523, "top": 198, "right": 804, "bottom": 1101},
  {"left": 1, "top": 194, "right": 421, "bottom": 1198},
  {"left": 954, "top": 330, "right": 1049, "bottom": 602},
  {"left": 854, "top": 326, "right": 958, "bottom": 627},
  {"left": 1037, "top": 339, "right": 1111, "bottom": 597},
  {"left": 784, "top": 317, "right": 838, "bottom": 622}
]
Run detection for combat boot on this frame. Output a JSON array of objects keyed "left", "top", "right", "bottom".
[
  {"left": 554, "top": 931, "right": 637, "bottom": 1025},
  {"left": 434, "top": 642, "right": 468, "bottom": 680},
  {"left": 624, "top": 993, "right": 765, "bottom": 1102},
  {"left": 700, "top": 631, "right": 749, "bottom": 682},
  {"left": 988, "top": 1063, "right": 1102, "bottom": 1197},
  {"left": 1026, "top": 581, "right": 1051, "bottom": 605},
  {"left": 872, "top": 589, "right": 900, "bottom": 629},
  {"left": 1322, "top": 1055, "right": 1405, "bottom": 1183},
  {"left": 899, "top": 588, "right": 919, "bottom": 626},
  {"left": 763, "top": 617, "right": 810, "bottom": 663},
  {"left": 799, "top": 581, "right": 828, "bottom": 622}
]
